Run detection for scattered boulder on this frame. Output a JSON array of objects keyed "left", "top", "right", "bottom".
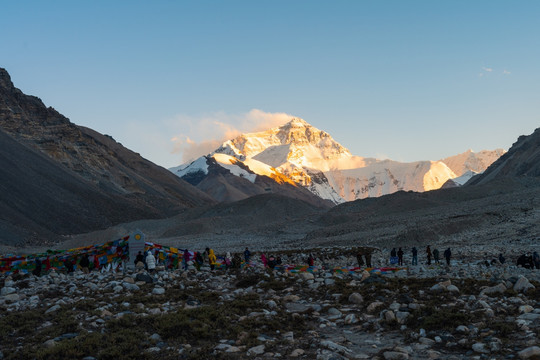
[
  {"left": 514, "top": 276, "right": 535, "bottom": 293},
  {"left": 348, "top": 292, "right": 363, "bottom": 304}
]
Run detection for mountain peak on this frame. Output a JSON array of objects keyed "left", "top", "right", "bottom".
[
  {"left": 0, "top": 68, "right": 14, "bottom": 90},
  {"left": 284, "top": 117, "right": 309, "bottom": 128}
]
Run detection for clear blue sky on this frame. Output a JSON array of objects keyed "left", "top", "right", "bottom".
[{"left": 2, "top": 1, "right": 539, "bottom": 167}]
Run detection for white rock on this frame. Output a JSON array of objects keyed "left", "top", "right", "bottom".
[
  {"left": 383, "top": 351, "right": 409, "bottom": 360},
  {"left": 149, "top": 308, "right": 161, "bottom": 315},
  {"left": 152, "top": 287, "right": 165, "bottom": 295},
  {"left": 344, "top": 314, "right": 358, "bottom": 324},
  {"left": 45, "top": 305, "right": 61, "bottom": 314},
  {"left": 419, "top": 337, "right": 435, "bottom": 346},
  {"left": 290, "top": 349, "right": 305, "bottom": 357},
  {"left": 385, "top": 310, "right": 396, "bottom": 322},
  {"left": 0, "top": 287, "right": 16, "bottom": 296},
  {"left": 367, "top": 301, "right": 384, "bottom": 313},
  {"left": 4, "top": 294, "right": 19, "bottom": 302},
  {"left": 456, "top": 325, "right": 469, "bottom": 334},
  {"left": 518, "top": 346, "right": 540, "bottom": 359},
  {"left": 247, "top": 344, "right": 265, "bottom": 356},
  {"left": 472, "top": 342, "right": 490, "bottom": 354},
  {"left": 395, "top": 311, "right": 409, "bottom": 324},
  {"left": 215, "top": 344, "right": 231, "bottom": 351},
  {"left": 480, "top": 283, "right": 506, "bottom": 296},
  {"left": 320, "top": 340, "right": 352, "bottom": 354},
  {"left": 514, "top": 276, "right": 535, "bottom": 293},
  {"left": 519, "top": 305, "right": 533, "bottom": 314},
  {"left": 299, "top": 273, "right": 314, "bottom": 281},
  {"left": 43, "top": 339, "right": 56, "bottom": 348}
]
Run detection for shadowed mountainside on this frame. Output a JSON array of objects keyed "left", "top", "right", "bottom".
[
  {"left": 468, "top": 127, "right": 540, "bottom": 185},
  {"left": 185, "top": 156, "right": 333, "bottom": 208},
  {"left": 0, "top": 68, "right": 214, "bottom": 246}
]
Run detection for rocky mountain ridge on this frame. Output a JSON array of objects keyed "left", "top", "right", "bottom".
[
  {"left": 0, "top": 68, "right": 214, "bottom": 246},
  {"left": 468, "top": 127, "right": 540, "bottom": 185},
  {"left": 173, "top": 118, "right": 504, "bottom": 204}
]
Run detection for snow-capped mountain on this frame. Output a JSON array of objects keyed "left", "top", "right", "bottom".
[{"left": 171, "top": 118, "right": 504, "bottom": 204}]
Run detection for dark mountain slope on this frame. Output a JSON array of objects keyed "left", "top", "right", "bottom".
[
  {"left": 182, "top": 156, "right": 333, "bottom": 208},
  {"left": 0, "top": 68, "right": 214, "bottom": 246},
  {"left": 468, "top": 127, "right": 540, "bottom": 185}
]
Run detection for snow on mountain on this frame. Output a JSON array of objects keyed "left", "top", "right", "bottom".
[
  {"left": 451, "top": 170, "right": 478, "bottom": 186},
  {"left": 441, "top": 149, "right": 505, "bottom": 176},
  {"left": 171, "top": 118, "right": 504, "bottom": 204},
  {"left": 170, "top": 156, "right": 209, "bottom": 177}
]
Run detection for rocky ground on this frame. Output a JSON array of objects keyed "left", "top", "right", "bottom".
[{"left": 1, "top": 249, "right": 539, "bottom": 360}]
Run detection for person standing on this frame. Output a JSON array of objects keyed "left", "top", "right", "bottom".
[
  {"left": 244, "top": 247, "right": 251, "bottom": 263},
  {"left": 433, "top": 248, "right": 440, "bottom": 264},
  {"left": 208, "top": 248, "right": 217, "bottom": 270},
  {"left": 268, "top": 255, "right": 277, "bottom": 269},
  {"left": 195, "top": 251, "right": 203, "bottom": 271},
  {"left": 134, "top": 251, "right": 144, "bottom": 266},
  {"left": 412, "top": 247, "right": 418, "bottom": 266},
  {"left": 183, "top": 249, "right": 190, "bottom": 271},
  {"left": 365, "top": 252, "right": 372, "bottom": 268},
  {"left": 146, "top": 251, "right": 156, "bottom": 273},
  {"left": 444, "top": 248, "right": 452, "bottom": 266},
  {"left": 397, "top": 247, "right": 404, "bottom": 266},
  {"left": 307, "top": 254, "right": 314, "bottom": 267},
  {"left": 80, "top": 254, "right": 90, "bottom": 274},
  {"left": 389, "top": 248, "right": 397, "bottom": 265},
  {"left": 356, "top": 251, "right": 365, "bottom": 267},
  {"left": 32, "top": 258, "right": 42, "bottom": 277},
  {"left": 533, "top": 251, "right": 540, "bottom": 269},
  {"left": 426, "top": 246, "right": 432, "bottom": 265},
  {"left": 203, "top": 247, "right": 211, "bottom": 265}
]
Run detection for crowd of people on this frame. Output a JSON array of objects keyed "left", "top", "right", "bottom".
[
  {"left": 383, "top": 246, "right": 452, "bottom": 267},
  {"left": 25, "top": 244, "right": 540, "bottom": 277},
  {"left": 380, "top": 246, "right": 540, "bottom": 270},
  {"left": 129, "top": 246, "right": 306, "bottom": 273}
]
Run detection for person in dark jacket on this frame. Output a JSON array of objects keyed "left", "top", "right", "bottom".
[
  {"left": 426, "top": 246, "right": 432, "bottom": 265},
  {"left": 32, "top": 258, "right": 42, "bottom": 277},
  {"left": 356, "top": 252, "right": 364, "bottom": 267},
  {"left": 79, "top": 254, "right": 90, "bottom": 274},
  {"left": 268, "top": 255, "right": 277, "bottom": 269},
  {"left": 411, "top": 247, "right": 418, "bottom": 265},
  {"left": 443, "top": 248, "right": 452, "bottom": 266},
  {"left": 390, "top": 248, "right": 397, "bottom": 265},
  {"left": 498, "top": 253, "right": 506, "bottom": 264},
  {"left": 134, "top": 251, "right": 144, "bottom": 265},
  {"left": 397, "top": 248, "right": 404, "bottom": 266},
  {"left": 63, "top": 258, "right": 74, "bottom": 273},
  {"left": 517, "top": 254, "right": 534, "bottom": 269},
  {"left": 244, "top": 247, "right": 251, "bottom": 263},
  {"left": 433, "top": 248, "right": 440, "bottom": 264},
  {"left": 365, "top": 252, "right": 372, "bottom": 268},
  {"left": 533, "top": 251, "right": 540, "bottom": 269},
  {"left": 195, "top": 251, "right": 204, "bottom": 271}
]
